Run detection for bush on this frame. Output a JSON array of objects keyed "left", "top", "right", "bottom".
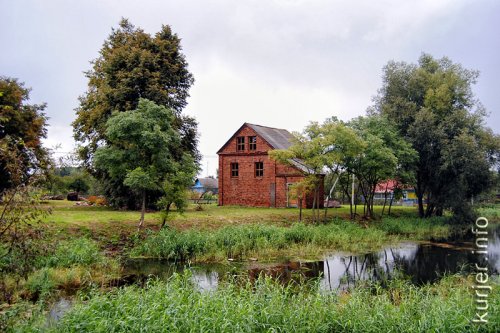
[{"left": 87, "top": 196, "right": 108, "bottom": 206}]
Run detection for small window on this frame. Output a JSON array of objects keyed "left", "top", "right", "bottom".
[
  {"left": 249, "top": 136, "right": 257, "bottom": 150},
  {"left": 231, "top": 163, "right": 239, "bottom": 177},
  {"left": 255, "top": 161, "right": 263, "bottom": 177},
  {"left": 236, "top": 137, "right": 245, "bottom": 151}
]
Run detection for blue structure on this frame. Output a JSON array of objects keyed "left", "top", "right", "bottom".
[{"left": 192, "top": 178, "right": 218, "bottom": 194}]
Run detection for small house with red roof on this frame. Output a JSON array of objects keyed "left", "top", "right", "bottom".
[
  {"left": 374, "top": 180, "right": 417, "bottom": 205},
  {"left": 217, "top": 123, "right": 324, "bottom": 208}
]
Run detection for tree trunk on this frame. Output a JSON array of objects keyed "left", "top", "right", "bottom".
[
  {"left": 351, "top": 174, "right": 356, "bottom": 219},
  {"left": 388, "top": 193, "right": 394, "bottom": 216},
  {"left": 312, "top": 185, "right": 318, "bottom": 223},
  {"left": 299, "top": 197, "right": 303, "bottom": 222},
  {"left": 160, "top": 203, "right": 172, "bottom": 229},
  {"left": 416, "top": 190, "right": 425, "bottom": 218},
  {"left": 381, "top": 184, "right": 389, "bottom": 216},
  {"left": 138, "top": 190, "right": 146, "bottom": 229}
]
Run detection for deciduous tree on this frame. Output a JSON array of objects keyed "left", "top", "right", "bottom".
[
  {"left": 346, "top": 115, "right": 416, "bottom": 219},
  {"left": 73, "top": 19, "right": 199, "bottom": 207},
  {"left": 94, "top": 99, "right": 196, "bottom": 228},
  {"left": 0, "top": 77, "right": 49, "bottom": 193},
  {"left": 374, "top": 53, "right": 500, "bottom": 220}
]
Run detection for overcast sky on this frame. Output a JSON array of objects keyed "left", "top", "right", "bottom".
[{"left": 1, "top": 0, "right": 499, "bottom": 177}]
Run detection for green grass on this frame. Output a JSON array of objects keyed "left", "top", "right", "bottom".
[
  {"left": 477, "top": 205, "right": 500, "bottom": 222},
  {"left": 131, "top": 217, "right": 451, "bottom": 262},
  {"left": 375, "top": 216, "right": 450, "bottom": 238},
  {"left": 17, "top": 273, "right": 499, "bottom": 333},
  {"left": 42, "top": 200, "right": 419, "bottom": 232},
  {"left": 0, "top": 238, "right": 121, "bottom": 305}
]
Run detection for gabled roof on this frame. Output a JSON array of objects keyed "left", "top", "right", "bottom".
[
  {"left": 246, "top": 123, "right": 294, "bottom": 150},
  {"left": 375, "top": 180, "right": 413, "bottom": 193},
  {"left": 195, "top": 178, "right": 218, "bottom": 189},
  {"left": 217, "top": 123, "right": 295, "bottom": 153},
  {"left": 217, "top": 122, "right": 318, "bottom": 175}
]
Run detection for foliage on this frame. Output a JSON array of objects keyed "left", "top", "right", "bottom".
[
  {"left": 270, "top": 118, "right": 365, "bottom": 222},
  {"left": 94, "top": 99, "right": 197, "bottom": 227},
  {"left": 0, "top": 185, "right": 50, "bottom": 278},
  {"left": 287, "top": 179, "right": 315, "bottom": 221},
  {"left": 44, "top": 166, "right": 98, "bottom": 197},
  {"left": 0, "top": 77, "right": 49, "bottom": 192},
  {"left": 86, "top": 195, "right": 108, "bottom": 206},
  {"left": 346, "top": 115, "right": 417, "bottom": 219},
  {"left": 33, "top": 273, "right": 499, "bottom": 333},
  {"left": 157, "top": 154, "right": 197, "bottom": 228},
  {"left": 67, "top": 176, "right": 90, "bottom": 195},
  {"left": 374, "top": 53, "right": 500, "bottom": 220},
  {"left": 72, "top": 18, "right": 199, "bottom": 208}
]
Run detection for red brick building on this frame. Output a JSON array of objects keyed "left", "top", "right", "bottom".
[{"left": 217, "top": 123, "right": 324, "bottom": 208}]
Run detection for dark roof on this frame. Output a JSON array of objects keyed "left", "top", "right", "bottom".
[
  {"left": 245, "top": 123, "right": 294, "bottom": 150},
  {"left": 217, "top": 123, "right": 295, "bottom": 153},
  {"left": 216, "top": 122, "right": 317, "bottom": 175},
  {"left": 197, "top": 178, "right": 218, "bottom": 189}
]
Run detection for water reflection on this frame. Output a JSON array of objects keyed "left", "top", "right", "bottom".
[{"left": 122, "top": 225, "right": 500, "bottom": 292}]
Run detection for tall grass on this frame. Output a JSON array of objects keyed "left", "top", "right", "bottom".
[
  {"left": 43, "top": 238, "right": 104, "bottom": 268},
  {"left": 1, "top": 238, "right": 120, "bottom": 304},
  {"left": 376, "top": 216, "right": 450, "bottom": 238},
  {"left": 131, "top": 219, "right": 450, "bottom": 262},
  {"left": 477, "top": 206, "right": 500, "bottom": 222},
  {"left": 25, "top": 273, "right": 499, "bottom": 333}
]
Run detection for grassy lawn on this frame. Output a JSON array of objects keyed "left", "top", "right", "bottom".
[
  {"left": 39, "top": 200, "right": 459, "bottom": 262},
  {"left": 42, "top": 200, "right": 418, "bottom": 234}
]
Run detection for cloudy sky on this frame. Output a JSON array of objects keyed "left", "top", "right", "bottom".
[{"left": 1, "top": 0, "right": 499, "bottom": 177}]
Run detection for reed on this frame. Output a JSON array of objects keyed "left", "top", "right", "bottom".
[
  {"left": 28, "top": 273, "right": 499, "bottom": 333},
  {"left": 131, "top": 218, "right": 450, "bottom": 262}
]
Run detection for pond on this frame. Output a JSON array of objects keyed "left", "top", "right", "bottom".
[
  {"left": 121, "top": 224, "right": 500, "bottom": 292},
  {"left": 48, "top": 224, "right": 499, "bottom": 323}
]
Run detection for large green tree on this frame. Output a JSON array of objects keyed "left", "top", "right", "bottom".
[
  {"left": 270, "top": 118, "right": 365, "bottom": 222},
  {"left": 346, "top": 115, "right": 416, "bottom": 219},
  {"left": 94, "top": 99, "right": 197, "bottom": 227},
  {"left": 0, "top": 77, "right": 49, "bottom": 193},
  {"left": 73, "top": 19, "right": 199, "bottom": 207},
  {"left": 374, "top": 54, "right": 500, "bottom": 219}
]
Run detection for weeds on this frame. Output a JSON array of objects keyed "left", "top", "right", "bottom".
[
  {"left": 23, "top": 273, "right": 498, "bottom": 333},
  {"left": 131, "top": 218, "right": 447, "bottom": 262}
]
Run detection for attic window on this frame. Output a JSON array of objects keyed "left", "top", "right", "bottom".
[
  {"left": 231, "top": 163, "right": 239, "bottom": 177},
  {"left": 255, "top": 161, "right": 263, "bottom": 177},
  {"left": 249, "top": 136, "right": 257, "bottom": 150},
  {"left": 236, "top": 137, "right": 245, "bottom": 151}
]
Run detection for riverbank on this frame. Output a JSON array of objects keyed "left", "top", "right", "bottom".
[
  {"left": 131, "top": 216, "right": 452, "bottom": 262},
  {"left": 14, "top": 273, "right": 500, "bottom": 332},
  {"left": 2, "top": 202, "right": 499, "bottom": 331}
]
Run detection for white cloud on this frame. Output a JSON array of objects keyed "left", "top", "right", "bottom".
[{"left": 1, "top": 0, "right": 498, "bottom": 178}]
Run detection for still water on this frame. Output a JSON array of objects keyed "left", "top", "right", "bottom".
[
  {"left": 122, "top": 224, "right": 500, "bottom": 292},
  {"left": 48, "top": 224, "right": 499, "bottom": 323}
]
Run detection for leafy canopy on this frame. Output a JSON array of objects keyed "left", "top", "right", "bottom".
[
  {"left": 94, "top": 99, "right": 182, "bottom": 193},
  {"left": 72, "top": 19, "right": 199, "bottom": 207},
  {"left": 0, "top": 77, "right": 49, "bottom": 192},
  {"left": 374, "top": 53, "right": 500, "bottom": 219}
]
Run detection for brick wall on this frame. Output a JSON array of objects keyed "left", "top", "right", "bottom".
[{"left": 218, "top": 124, "right": 323, "bottom": 208}]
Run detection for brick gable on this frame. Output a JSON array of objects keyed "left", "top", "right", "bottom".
[{"left": 217, "top": 123, "right": 324, "bottom": 208}]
